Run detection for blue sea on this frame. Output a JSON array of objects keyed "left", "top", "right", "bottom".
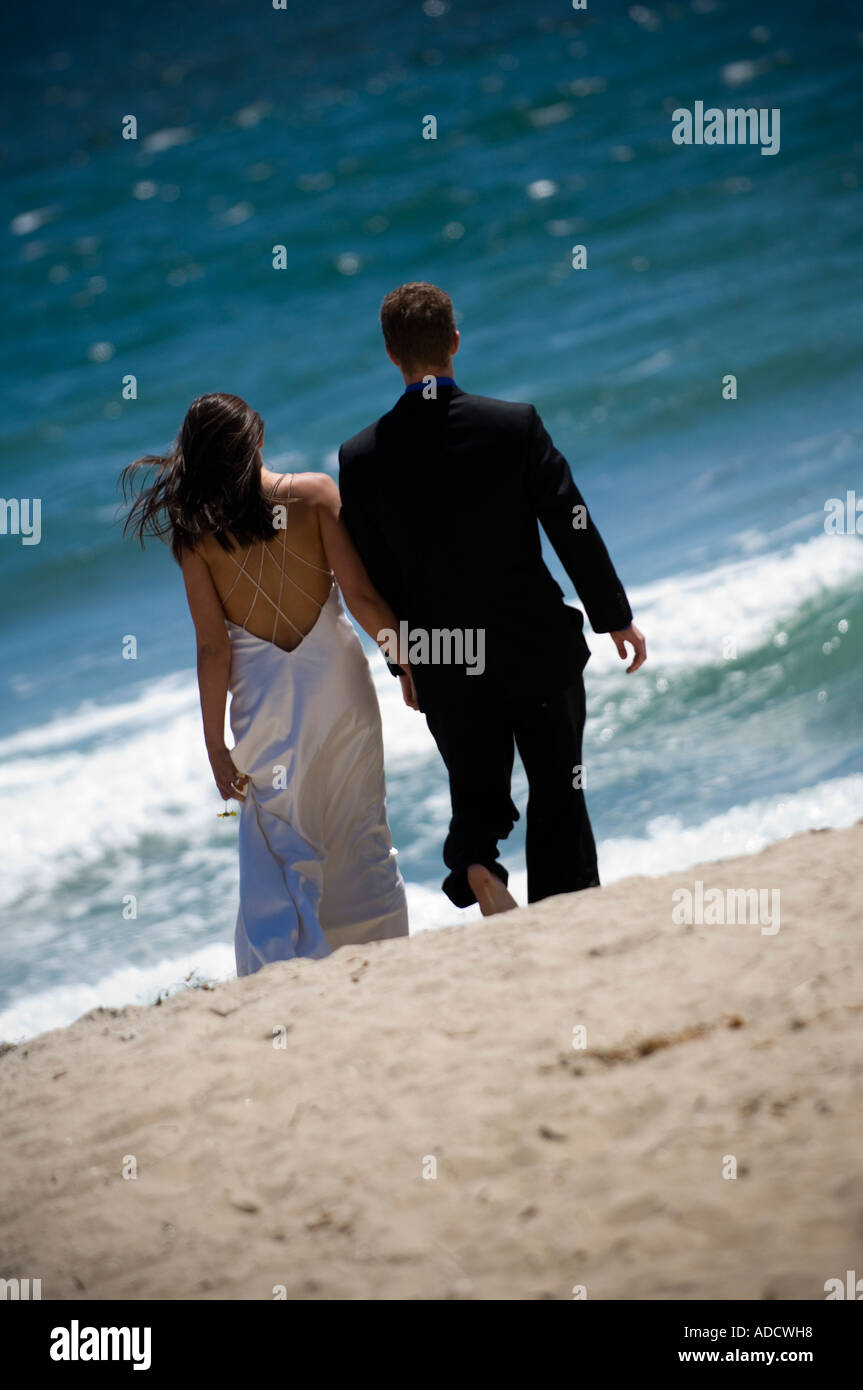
[{"left": 2, "top": 0, "right": 861, "bottom": 1040}]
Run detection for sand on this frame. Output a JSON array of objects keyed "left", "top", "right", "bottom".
[{"left": 1, "top": 824, "right": 861, "bottom": 1301}]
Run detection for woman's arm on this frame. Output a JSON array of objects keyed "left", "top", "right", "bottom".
[
  {"left": 304, "top": 474, "right": 418, "bottom": 709},
  {"left": 179, "top": 547, "right": 249, "bottom": 799}
]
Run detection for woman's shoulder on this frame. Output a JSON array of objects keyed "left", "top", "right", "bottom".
[{"left": 277, "top": 470, "right": 340, "bottom": 509}]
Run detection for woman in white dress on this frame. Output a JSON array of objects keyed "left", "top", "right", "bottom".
[{"left": 123, "top": 392, "right": 414, "bottom": 973}]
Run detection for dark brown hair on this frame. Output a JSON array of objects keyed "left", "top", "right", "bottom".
[
  {"left": 380, "top": 282, "right": 456, "bottom": 372},
  {"left": 121, "top": 393, "right": 274, "bottom": 562}
]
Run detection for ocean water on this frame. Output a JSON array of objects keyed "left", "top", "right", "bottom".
[{"left": 2, "top": 0, "right": 862, "bottom": 1041}]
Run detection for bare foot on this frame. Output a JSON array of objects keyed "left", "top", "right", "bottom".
[{"left": 467, "top": 863, "right": 518, "bottom": 917}]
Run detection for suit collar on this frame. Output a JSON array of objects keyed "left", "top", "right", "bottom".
[
  {"left": 403, "top": 375, "right": 456, "bottom": 394},
  {"left": 393, "top": 383, "right": 463, "bottom": 408}
]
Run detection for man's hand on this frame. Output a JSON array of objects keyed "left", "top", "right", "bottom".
[
  {"left": 610, "top": 623, "right": 646, "bottom": 673},
  {"left": 399, "top": 667, "right": 419, "bottom": 710}
]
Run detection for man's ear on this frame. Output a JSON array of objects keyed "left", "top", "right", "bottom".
[
  {"left": 385, "top": 343, "right": 401, "bottom": 368},
  {"left": 451, "top": 329, "right": 460, "bottom": 357}
]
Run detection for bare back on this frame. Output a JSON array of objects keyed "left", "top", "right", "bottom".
[{"left": 198, "top": 473, "right": 334, "bottom": 652}]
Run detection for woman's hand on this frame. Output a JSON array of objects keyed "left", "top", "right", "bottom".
[
  {"left": 208, "top": 746, "right": 249, "bottom": 802},
  {"left": 399, "top": 667, "right": 419, "bottom": 711}
]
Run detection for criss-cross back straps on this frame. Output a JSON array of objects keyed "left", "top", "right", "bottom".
[{"left": 219, "top": 474, "right": 334, "bottom": 638}]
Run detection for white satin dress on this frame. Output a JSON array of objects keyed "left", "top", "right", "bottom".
[{"left": 222, "top": 518, "right": 409, "bottom": 975}]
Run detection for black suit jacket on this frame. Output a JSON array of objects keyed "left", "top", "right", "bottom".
[{"left": 338, "top": 384, "right": 632, "bottom": 711}]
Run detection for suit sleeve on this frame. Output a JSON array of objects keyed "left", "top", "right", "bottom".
[
  {"left": 338, "top": 447, "right": 406, "bottom": 671},
  {"left": 524, "top": 406, "right": 633, "bottom": 633}
]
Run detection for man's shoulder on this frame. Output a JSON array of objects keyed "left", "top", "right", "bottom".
[
  {"left": 453, "top": 390, "right": 535, "bottom": 424},
  {"left": 339, "top": 390, "right": 536, "bottom": 468},
  {"left": 340, "top": 419, "right": 380, "bottom": 466}
]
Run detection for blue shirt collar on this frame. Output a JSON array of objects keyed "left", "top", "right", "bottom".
[{"left": 403, "top": 376, "right": 456, "bottom": 394}]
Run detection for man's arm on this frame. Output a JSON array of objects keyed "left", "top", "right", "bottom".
[
  {"left": 338, "top": 446, "right": 407, "bottom": 675},
  {"left": 524, "top": 405, "right": 633, "bottom": 634},
  {"left": 298, "top": 473, "right": 417, "bottom": 707}
]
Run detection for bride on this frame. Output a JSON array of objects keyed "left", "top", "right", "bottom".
[{"left": 122, "top": 392, "right": 413, "bottom": 974}]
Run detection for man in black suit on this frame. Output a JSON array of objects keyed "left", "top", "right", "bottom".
[{"left": 339, "top": 283, "right": 646, "bottom": 916}]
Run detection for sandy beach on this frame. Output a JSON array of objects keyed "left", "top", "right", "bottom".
[{"left": 1, "top": 823, "right": 860, "bottom": 1302}]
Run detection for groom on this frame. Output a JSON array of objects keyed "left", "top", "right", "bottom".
[{"left": 339, "top": 283, "right": 646, "bottom": 916}]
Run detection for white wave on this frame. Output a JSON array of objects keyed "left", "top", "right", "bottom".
[
  {"left": 581, "top": 530, "right": 863, "bottom": 677},
  {"left": 377, "top": 531, "right": 863, "bottom": 739},
  {"left": 0, "top": 672, "right": 195, "bottom": 758},
  {"left": 0, "top": 888, "right": 470, "bottom": 1043},
  {"left": 0, "top": 531, "right": 859, "bottom": 920},
  {"left": 0, "top": 657, "right": 437, "bottom": 915},
  {"left": 404, "top": 880, "right": 482, "bottom": 934},
  {"left": 3, "top": 774, "right": 859, "bottom": 1044},
  {"left": 0, "top": 943, "right": 236, "bottom": 1045},
  {"left": 406, "top": 776, "right": 863, "bottom": 931},
  {"left": 404, "top": 774, "right": 863, "bottom": 936},
  {"left": 373, "top": 663, "right": 438, "bottom": 762},
  {"left": 599, "top": 773, "right": 863, "bottom": 883},
  {"left": 0, "top": 680, "right": 223, "bottom": 911}
]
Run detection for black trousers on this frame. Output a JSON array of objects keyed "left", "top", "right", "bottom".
[{"left": 424, "top": 679, "right": 600, "bottom": 908}]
